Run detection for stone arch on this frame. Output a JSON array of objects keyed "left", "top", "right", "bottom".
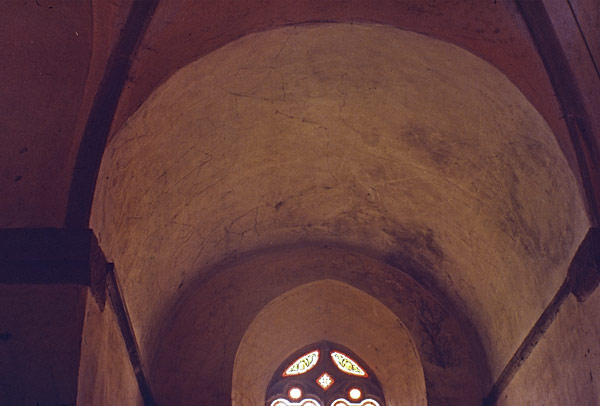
[
  {"left": 233, "top": 279, "right": 426, "bottom": 406},
  {"left": 149, "top": 246, "right": 484, "bottom": 405}
]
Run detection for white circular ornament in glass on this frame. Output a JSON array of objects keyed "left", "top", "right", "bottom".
[
  {"left": 349, "top": 388, "right": 362, "bottom": 400},
  {"left": 289, "top": 387, "right": 303, "bottom": 400}
]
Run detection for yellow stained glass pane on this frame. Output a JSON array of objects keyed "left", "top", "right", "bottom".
[
  {"left": 330, "top": 351, "right": 367, "bottom": 376},
  {"left": 283, "top": 350, "right": 320, "bottom": 376}
]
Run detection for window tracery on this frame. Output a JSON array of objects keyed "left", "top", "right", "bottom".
[{"left": 266, "top": 342, "right": 385, "bottom": 406}]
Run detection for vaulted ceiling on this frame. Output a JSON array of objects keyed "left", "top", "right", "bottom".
[
  {"left": 90, "top": 23, "right": 588, "bottom": 404},
  {"left": 1, "top": 1, "right": 599, "bottom": 405},
  {"left": 4, "top": 0, "right": 599, "bottom": 230}
]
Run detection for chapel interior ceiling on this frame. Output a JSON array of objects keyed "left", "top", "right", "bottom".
[
  {"left": 0, "top": 0, "right": 586, "bottom": 229},
  {"left": 90, "top": 23, "right": 589, "bottom": 405},
  {"left": 1, "top": 2, "right": 598, "bottom": 405}
]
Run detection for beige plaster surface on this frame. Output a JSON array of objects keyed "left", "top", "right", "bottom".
[
  {"left": 1, "top": 0, "right": 588, "bottom": 233},
  {"left": 149, "top": 246, "right": 483, "bottom": 406},
  {"left": 232, "top": 280, "right": 426, "bottom": 406},
  {"left": 91, "top": 23, "right": 589, "bottom": 388},
  {"left": 498, "top": 291, "right": 600, "bottom": 405},
  {"left": 77, "top": 288, "right": 143, "bottom": 406}
]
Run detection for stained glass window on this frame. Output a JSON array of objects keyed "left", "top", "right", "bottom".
[
  {"left": 330, "top": 351, "right": 367, "bottom": 376},
  {"left": 266, "top": 342, "right": 384, "bottom": 406},
  {"left": 283, "top": 350, "right": 320, "bottom": 376},
  {"left": 331, "top": 399, "right": 380, "bottom": 406},
  {"left": 271, "top": 399, "right": 320, "bottom": 406}
]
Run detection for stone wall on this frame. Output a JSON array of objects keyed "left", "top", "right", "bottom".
[
  {"left": 498, "top": 291, "right": 600, "bottom": 405},
  {"left": 77, "top": 288, "right": 143, "bottom": 406}
]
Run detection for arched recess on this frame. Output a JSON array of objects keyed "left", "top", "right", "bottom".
[
  {"left": 232, "top": 279, "right": 426, "bottom": 406},
  {"left": 149, "top": 246, "right": 485, "bottom": 405}
]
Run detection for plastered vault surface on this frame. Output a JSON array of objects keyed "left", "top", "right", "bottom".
[
  {"left": 151, "top": 247, "right": 481, "bottom": 405},
  {"left": 90, "top": 23, "right": 589, "bottom": 404}
]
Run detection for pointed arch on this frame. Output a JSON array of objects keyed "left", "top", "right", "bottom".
[{"left": 232, "top": 279, "right": 426, "bottom": 406}]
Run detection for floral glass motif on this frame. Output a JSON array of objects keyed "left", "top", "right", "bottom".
[
  {"left": 269, "top": 343, "right": 385, "bottom": 406},
  {"left": 283, "top": 350, "right": 320, "bottom": 376},
  {"left": 330, "top": 351, "right": 367, "bottom": 377},
  {"left": 317, "top": 372, "right": 334, "bottom": 389}
]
